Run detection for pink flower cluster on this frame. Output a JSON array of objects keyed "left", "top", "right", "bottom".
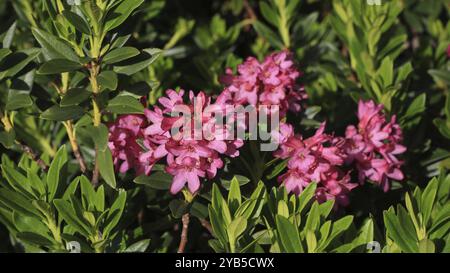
[
  {"left": 108, "top": 89, "right": 244, "bottom": 194},
  {"left": 108, "top": 114, "right": 149, "bottom": 175},
  {"left": 109, "top": 50, "right": 305, "bottom": 195},
  {"left": 218, "top": 51, "right": 307, "bottom": 117},
  {"left": 274, "top": 123, "right": 357, "bottom": 207},
  {"left": 273, "top": 100, "right": 406, "bottom": 207},
  {"left": 108, "top": 49, "right": 406, "bottom": 209},
  {"left": 343, "top": 100, "right": 406, "bottom": 192}
]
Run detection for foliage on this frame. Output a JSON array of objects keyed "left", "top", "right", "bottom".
[{"left": 0, "top": 0, "right": 448, "bottom": 253}]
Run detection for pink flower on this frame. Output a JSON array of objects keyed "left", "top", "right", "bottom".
[
  {"left": 166, "top": 156, "right": 205, "bottom": 194},
  {"left": 220, "top": 50, "right": 307, "bottom": 117},
  {"left": 158, "top": 89, "right": 185, "bottom": 113},
  {"left": 108, "top": 115, "right": 148, "bottom": 174},
  {"left": 274, "top": 123, "right": 357, "bottom": 208},
  {"left": 108, "top": 89, "right": 244, "bottom": 195},
  {"left": 344, "top": 100, "right": 406, "bottom": 191}
]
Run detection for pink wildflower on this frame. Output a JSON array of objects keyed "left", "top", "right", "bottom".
[
  {"left": 274, "top": 123, "right": 358, "bottom": 208},
  {"left": 220, "top": 50, "right": 307, "bottom": 117},
  {"left": 108, "top": 89, "right": 244, "bottom": 195},
  {"left": 344, "top": 100, "right": 406, "bottom": 191},
  {"left": 108, "top": 115, "right": 148, "bottom": 174}
]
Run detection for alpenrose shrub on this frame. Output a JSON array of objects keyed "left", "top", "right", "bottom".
[
  {"left": 108, "top": 90, "right": 245, "bottom": 194},
  {"left": 1, "top": 0, "right": 448, "bottom": 254},
  {"left": 108, "top": 51, "right": 406, "bottom": 209}
]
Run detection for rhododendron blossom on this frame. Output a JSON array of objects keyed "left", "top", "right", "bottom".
[
  {"left": 108, "top": 89, "right": 244, "bottom": 195},
  {"left": 218, "top": 51, "right": 307, "bottom": 117},
  {"left": 274, "top": 122, "right": 358, "bottom": 207},
  {"left": 343, "top": 100, "right": 406, "bottom": 191}
]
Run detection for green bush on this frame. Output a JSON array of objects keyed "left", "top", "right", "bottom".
[{"left": 0, "top": 0, "right": 448, "bottom": 253}]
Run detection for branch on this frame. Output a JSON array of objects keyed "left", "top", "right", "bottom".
[
  {"left": 199, "top": 218, "right": 213, "bottom": 234},
  {"left": 16, "top": 141, "right": 48, "bottom": 171},
  {"left": 177, "top": 213, "right": 190, "bottom": 253},
  {"left": 243, "top": 0, "right": 256, "bottom": 20},
  {"left": 91, "top": 149, "right": 100, "bottom": 187},
  {"left": 63, "top": 121, "right": 87, "bottom": 173}
]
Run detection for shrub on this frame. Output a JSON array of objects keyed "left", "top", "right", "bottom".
[{"left": 0, "top": 0, "right": 448, "bottom": 253}]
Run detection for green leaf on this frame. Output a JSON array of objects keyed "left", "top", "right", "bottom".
[
  {"left": 318, "top": 200, "right": 334, "bottom": 219},
  {"left": 97, "top": 70, "right": 118, "bottom": 90},
  {"left": 259, "top": 2, "right": 278, "bottom": 27},
  {"left": 377, "top": 57, "right": 393, "bottom": 87},
  {"left": 266, "top": 160, "right": 287, "bottom": 180},
  {"left": 5, "top": 93, "right": 33, "bottom": 111},
  {"left": 60, "top": 88, "right": 91, "bottom": 106},
  {"left": 208, "top": 206, "right": 228, "bottom": 246},
  {"left": 298, "top": 183, "right": 317, "bottom": 214},
  {"left": 27, "top": 170, "right": 46, "bottom": 196},
  {"left": 383, "top": 210, "right": 418, "bottom": 253},
  {"left": 0, "top": 48, "right": 12, "bottom": 61},
  {"left": 103, "top": 190, "right": 127, "bottom": 236},
  {"left": 104, "top": 0, "right": 144, "bottom": 32},
  {"left": 0, "top": 48, "right": 41, "bottom": 80},
  {"left": 13, "top": 212, "right": 49, "bottom": 236},
  {"left": 3, "top": 22, "right": 17, "bottom": 49},
  {"left": 319, "top": 215, "right": 354, "bottom": 251},
  {"left": 429, "top": 69, "right": 450, "bottom": 85},
  {"left": 420, "top": 177, "right": 439, "bottom": 227},
  {"left": 133, "top": 172, "right": 172, "bottom": 190},
  {"left": 113, "top": 48, "right": 162, "bottom": 75},
  {"left": 227, "top": 216, "right": 247, "bottom": 253},
  {"left": 16, "top": 232, "right": 55, "bottom": 247},
  {"left": 79, "top": 175, "right": 96, "bottom": 211},
  {"left": 277, "top": 200, "right": 289, "bottom": 218},
  {"left": 434, "top": 118, "right": 450, "bottom": 139},
  {"left": 235, "top": 182, "right": 266, "bottom": 221},
  {"left": 220, "top": 175, "right": 250, "bottom": 190},
  {"left": 53, "top": 199, "right": 90, "bottom": 237},
  {"left": 169, "top": 199, "right": 189, "bottom": 219},
  {"left": 38, "top": 59, "right": 83, "bottom": 74},
  {"left": 32, "top": 28, "right": 80, "bottom": 62},
  {"left": 123, "top": 239, "right": 150, "bottom": 253},
  {"left": 0, "top": 129, "right": 15, "bottom": 148},
  {"left": 87, "top": 123, "right": 109, "bottom": 152},
  {"left": 405, "top": 193, "right": 420, "bottom": 234},
  {"left": 418, "top": 238, "right": 435, "bottom": 253},
  {"left": 305, "top": 202, "right": 320, "bottom": 231},
  {"left": 97, "top": 148, "right": 117, "bottom": 189},
  {"left": 228, "top": 177, "right": 241, "bottom": 214},
  {"left": 252, "top": 21, "right": 284, "bottom": 49},
  {"left": 275, "top": 215, "right": 303, "bottom": 253},
  {"left": 211, "top": 184, "right": 231, "bottom": 225},
  {"left": 402, "top": 93, "right": 426, "bottom": 125},
  {"left": 396, "top": 205, "right": 418, "bottom": 243},
  {"left": 94, "top": 185, "right": 105, "bottom": 212},
  {"left": 47, "top": 145, "right": 68, "bottom": 201},
  {"left": 62, "top": 10, "right": 91, "bottom": 35},
  {"left": 41, "top": 105, "right": 84, "bottom": 121},
  {"left": 106, "top": 95, "right": 144, "bottom": 114},
  {"left": 396, "top": 62, "right": 413, "bottom": 83},
  {"left": 1, "top": 163, "right": 33, "bottom": 196},
  {"left": 190, "top": 201, "right": 209, "bottom": 219},
  {"left": 358, "top": 218, "right": 375, "bottom": 250},
  {"left": 0, "top": 188, "right": 40, "bottom": 217},
  {"left": 306, "top": 230, "right": 317, "bottom": 253},
  {"left": 103, "top": 47, "right": 140, "bottom": 64}
]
